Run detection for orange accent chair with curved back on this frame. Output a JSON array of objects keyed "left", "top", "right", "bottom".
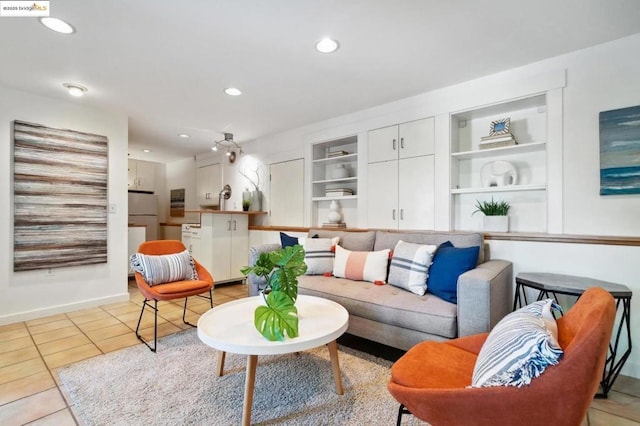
[
  {"left": 388, "top": 287, "right": 616, "bottom": 426},
  {"left": 134, "top": 240, "right": 214, "bottom": 352}
]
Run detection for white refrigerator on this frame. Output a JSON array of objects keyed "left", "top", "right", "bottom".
[{"left": 128, "top": 192, "right": 159, "bottom": 241}]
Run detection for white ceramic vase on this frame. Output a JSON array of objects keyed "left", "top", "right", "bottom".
[
  {"left": 327, "top": 200, "right": 342, "bottom": 223},
  {"left": 482, "top": 215, "right": 509, "bottom": 233}
]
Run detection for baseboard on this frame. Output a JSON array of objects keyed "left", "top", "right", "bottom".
[{"left": 0, "top": 292, "right": 131, "bottom": 326}]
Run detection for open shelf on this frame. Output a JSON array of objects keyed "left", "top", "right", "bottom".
[
  {"left": 451, "top": 184, "right": 546, "bottom": 195},
  {"left": 452, "top": 142, "right": 546, "bottom": 160}
]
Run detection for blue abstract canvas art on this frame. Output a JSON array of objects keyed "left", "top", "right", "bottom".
[{"left": 599, "top": 105, "right": 640, "bottom": 195}]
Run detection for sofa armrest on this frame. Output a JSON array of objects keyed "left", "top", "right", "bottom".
[
  {"left": 457, "top": 259, "right": 512, "bottom": 337},
  {"left": 246, "top": 243, "right": 282, "bottom": 296}
]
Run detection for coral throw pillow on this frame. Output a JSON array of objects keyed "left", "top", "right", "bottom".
[{"left": 333, "top": 245, "right": 390, "bottom": 283}]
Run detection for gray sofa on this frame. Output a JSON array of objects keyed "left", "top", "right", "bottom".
[{"left": 247, "top": 229, "right": 512, "bottom": 351}]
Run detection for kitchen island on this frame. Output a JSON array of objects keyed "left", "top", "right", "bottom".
[{"left": 183, "top": 210, "right": 267, "bottom": 284}]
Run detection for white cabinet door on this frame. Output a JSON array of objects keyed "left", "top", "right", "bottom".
[
  {"left": 208, "top": 215, "right": 231, "bottom": 281},
  {"left": 399, "top": 118, "right": 435, "bottom": 159},
  {"left": 135, "top": 160, "right": 156, "bottom": 192},
  {"left": 270, "top": 159, "right": 304, "bottom": 226},
  {"left": 398, "top": 155, "right": 434, "bottom": 230},
  {"left": 368, "top": 125, "right": 398, "bottom": 163},
  {"left": 367, "top": 160, "right": 399, "bottom": 228},
  {"left": 229, "top": 214, "right": 249, "bottom": 280},
  {"left": 127, "top": 159, "right": 137, "bottom": 190},
  {"left": 197, "top": 164, "right": 222, "bottom": 206}
]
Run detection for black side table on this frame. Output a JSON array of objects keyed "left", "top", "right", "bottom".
[{"left": 514, "top": 272, "right": 632, "bottom": 398}]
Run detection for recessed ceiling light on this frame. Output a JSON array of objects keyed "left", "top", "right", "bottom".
[
  {"left": 315, "top": 38, "right": 339, "bottom": 53},
  {"left": 63, "top": 83, "right": 87, "bottom": 97},
  {"left": 178, "top": 133, "right": 190, "bottom": 138},
  {"left": 39, "top": 17, "right": 75, "bottom": 34},
  {"left": 224, "top": 87, "right": 242, "bottom": 96},
  {"left": 143, "top": 149, "right": 151, "bottom": 153}
]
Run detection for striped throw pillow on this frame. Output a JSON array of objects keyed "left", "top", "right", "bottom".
[
  {"left": 130, "top": 250, "right": 198, "bottom": 286},
  {"left": 333, "top": 245, "right": 390, "bottom": 283},
  {"left": 471, "top": 299, "right": 563, "bottom": 388},
  {"left": 303, "top": 237, "right": 339, "bottom": 275},
  {"left": 387, "top": 240, "right": 437, "bottom": 295}
]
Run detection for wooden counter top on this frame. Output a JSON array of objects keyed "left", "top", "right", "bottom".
[{"left": 185, "top": 210, "right": 267, "bottom": 215}]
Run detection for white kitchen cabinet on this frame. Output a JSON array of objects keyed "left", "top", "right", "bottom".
[
  {"left": 197, "top": 163, "right": 222, "bottom": 206},
  {"left": 198, "top": 213, "right": 248, "bottom": 283},
  {"left": 368, "top": 117, "right": 434, "bottom": 163},
  {"left": 127, "top": 159, "right": 156, "bottom": 192},
  {"left": 367, "top": 155, "right": 434, "bottom": 229}
]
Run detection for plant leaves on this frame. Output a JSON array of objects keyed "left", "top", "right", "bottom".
[
  {"left": 254, "top": 291, "right": 299, "bottom": 341},
  {"left": 240, "top": 252, "right": 274, "bottom": 278}
]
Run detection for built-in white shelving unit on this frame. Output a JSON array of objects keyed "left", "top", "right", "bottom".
[{"left": 450, "top": 94, "right": 549, "bottom": 232}]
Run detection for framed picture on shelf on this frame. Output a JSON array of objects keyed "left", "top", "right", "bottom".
[{"left": 489, "top": 117, "right": 511, "bottom": 136}]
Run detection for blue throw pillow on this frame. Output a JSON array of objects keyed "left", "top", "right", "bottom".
[
  {"left": 280, "top": 232, "right": 299, "bottom": 248},
  {"left": 426, "top": 241, "right": 479, "bottom": 303}
]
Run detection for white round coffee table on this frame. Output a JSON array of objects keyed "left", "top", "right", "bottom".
[{"left": 197, "top": 295, "right": 349, "bottom": 426}]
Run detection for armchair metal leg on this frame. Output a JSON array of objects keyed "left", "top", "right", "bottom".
[
  {"left": 396, "top": 403, "right": 411, "bottom": 426},
  {"left": 182, "top": 288, "right": 214, "bottom": 327},
  {"left": 135, "top": 298, "right": 158, "bottom": 353}
]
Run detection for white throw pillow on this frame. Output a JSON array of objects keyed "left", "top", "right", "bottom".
[
  {"left": 303, "top": 237, "right": 340, "bottom": 275},
  {"left": 387, "top": 240, "right": 437, "bottom": 295},
  {"left": 333, "top": 245, "right": 390, "bottom": 283},
  {"left": 129, "top": 250, "right": 198, "bottom": 286}
]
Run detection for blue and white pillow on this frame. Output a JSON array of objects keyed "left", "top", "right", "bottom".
[
  {"left": 471, "top": 299, "right": 564, "bottom": 388},
  {"left": 387, "top": 241, "right": 437, "bottom": 295},
  {"left": 130, "top": 250, "right": 198, "bottom": 286}
]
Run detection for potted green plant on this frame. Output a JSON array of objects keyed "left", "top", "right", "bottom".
[
  {"left": 473, "top": 197, "right": 511, "bottom": 232},
  {"left": 242, "top": 199, "right": 251, "bottom": 211},
  {"left": 240, "top": 245, "right": 307, "bottom": 341}
]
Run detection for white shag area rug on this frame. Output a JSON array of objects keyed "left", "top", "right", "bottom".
[{"left": 59, "top": 329, "right": 419, "bottom": 425}]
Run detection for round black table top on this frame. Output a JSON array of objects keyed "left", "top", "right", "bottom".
[{"left": 516, "top": 272, "right": 632, "bottom": 298}]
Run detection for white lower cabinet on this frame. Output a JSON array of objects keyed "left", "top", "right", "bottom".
[
  {"left": 198, "top": 213, "right": 249, "bottom": 283},
  {"left": 367, "top": 155, "right": 434, "bottom": 230}
]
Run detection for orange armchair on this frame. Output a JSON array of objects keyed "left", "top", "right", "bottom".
[
  {"left": 388, "top": 287, "right": 616, "bottom": 426},
  {"left": 133, "top": 240, "right": 214, "bottom": 352}
]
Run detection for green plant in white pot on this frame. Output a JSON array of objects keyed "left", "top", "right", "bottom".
[
  {"left": 240, "top": 245, "right": 307, "bottom": 341},
  {"left": 473, "top": 197, "right": 511, "bottom": 232}
]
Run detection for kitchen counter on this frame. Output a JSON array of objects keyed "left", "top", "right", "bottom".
[{"left": 185, "top": 210, "right": 267, "bottom": 215}]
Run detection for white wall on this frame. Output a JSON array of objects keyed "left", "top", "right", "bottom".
[{"left": 0, "top": 85, "right": 130, "bottom": 324}]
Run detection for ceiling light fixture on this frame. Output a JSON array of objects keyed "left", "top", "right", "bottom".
[
  {"left": 143, "top": 149, "right": 151, "bottom": 153},
  {"left": 224, "top": 87, "right": 242, "bottom": 96},
  {"left": 63, "top": 83, "right": 87, "bottom": 97},
  {"left": 39, "top": 17, "right": 75, "bottom": 34},
  {"left": 315, "top": 38, "right": 339, "bottom": 53},
  {"left": 211, "top": 132, "right": 244, "bottom": 156},
  {"left": 178, "top": 133, "right": 190, "bottom": 139}
]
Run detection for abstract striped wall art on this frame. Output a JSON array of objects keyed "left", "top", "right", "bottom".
[
  {"left": 13, "top": 120, "right": 109, "bottom": 272},
  {"left": 600, "top": 105, "right": 640, "bottom": 196}
]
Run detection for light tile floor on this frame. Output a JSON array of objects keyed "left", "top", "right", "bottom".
[{"left": 0, "top": 280, "right": 639, "bottom": 425}]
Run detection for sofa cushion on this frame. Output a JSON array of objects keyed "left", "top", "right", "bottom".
[
  {"left": 309, "top": 229, "right": 376, "bottom": 252},
  {"left": 388, "top": 240, "right": 438, "bottom": 296},
  {"left": 298, "top": 275, "right": 458, "bottom": 339},
  {"left": 471, "top": 299, "right": 563, "bottom": 388},
  {"left": 427, "top": 241, "right": 479, "bottom": 304},
  {"left": 373, "top": 231, "right": 485, "bottom": 264},
  {"left": 333, "top": 245, "right": 390, "bottom": 283}
]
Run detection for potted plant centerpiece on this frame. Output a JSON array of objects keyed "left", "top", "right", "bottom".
[
  {"left": 473, "top": 197, "right": 511, "bottom": 232},
  {"left": 242, "top": 199, "right": 251, "bottom": 211},
  {"left": 240, "top": 245, "right": 307, "bottom": 341}
]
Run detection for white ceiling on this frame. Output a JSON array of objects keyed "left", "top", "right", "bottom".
[{"left": 1, "top": 0, "right": 640, "bottom": 162}]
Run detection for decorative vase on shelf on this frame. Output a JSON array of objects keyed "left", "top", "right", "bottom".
[
  {"left": 250, "top": 190, "right": 262, "bottom": 211},
  {"left": 482, "top": 215, "right": 509, "bottom": 233},
  {"left": 332, "top": 164, "right": 349, "bottom": 179},
  {"left": 328, "top": 200, "right": 342, "bottom": 223}
]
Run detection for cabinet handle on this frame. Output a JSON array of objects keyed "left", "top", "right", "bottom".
[
  {"left": 233, "top": 220, "right": 237, "bottom": 231},
  {"left": 392, "top": 138, "right": 396, "bottom": 150},
  {"left": 400, "top": 209, "right": 404, "bottom": 220},
  {"left": 400, "top": 137, "right": 405, "bottom": 149},
  {"left": 227, "top": 220, "right": 231, "bottom": 231},
  {"left": 392, "top": 209, "right": 396, "bottom": 220}
]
